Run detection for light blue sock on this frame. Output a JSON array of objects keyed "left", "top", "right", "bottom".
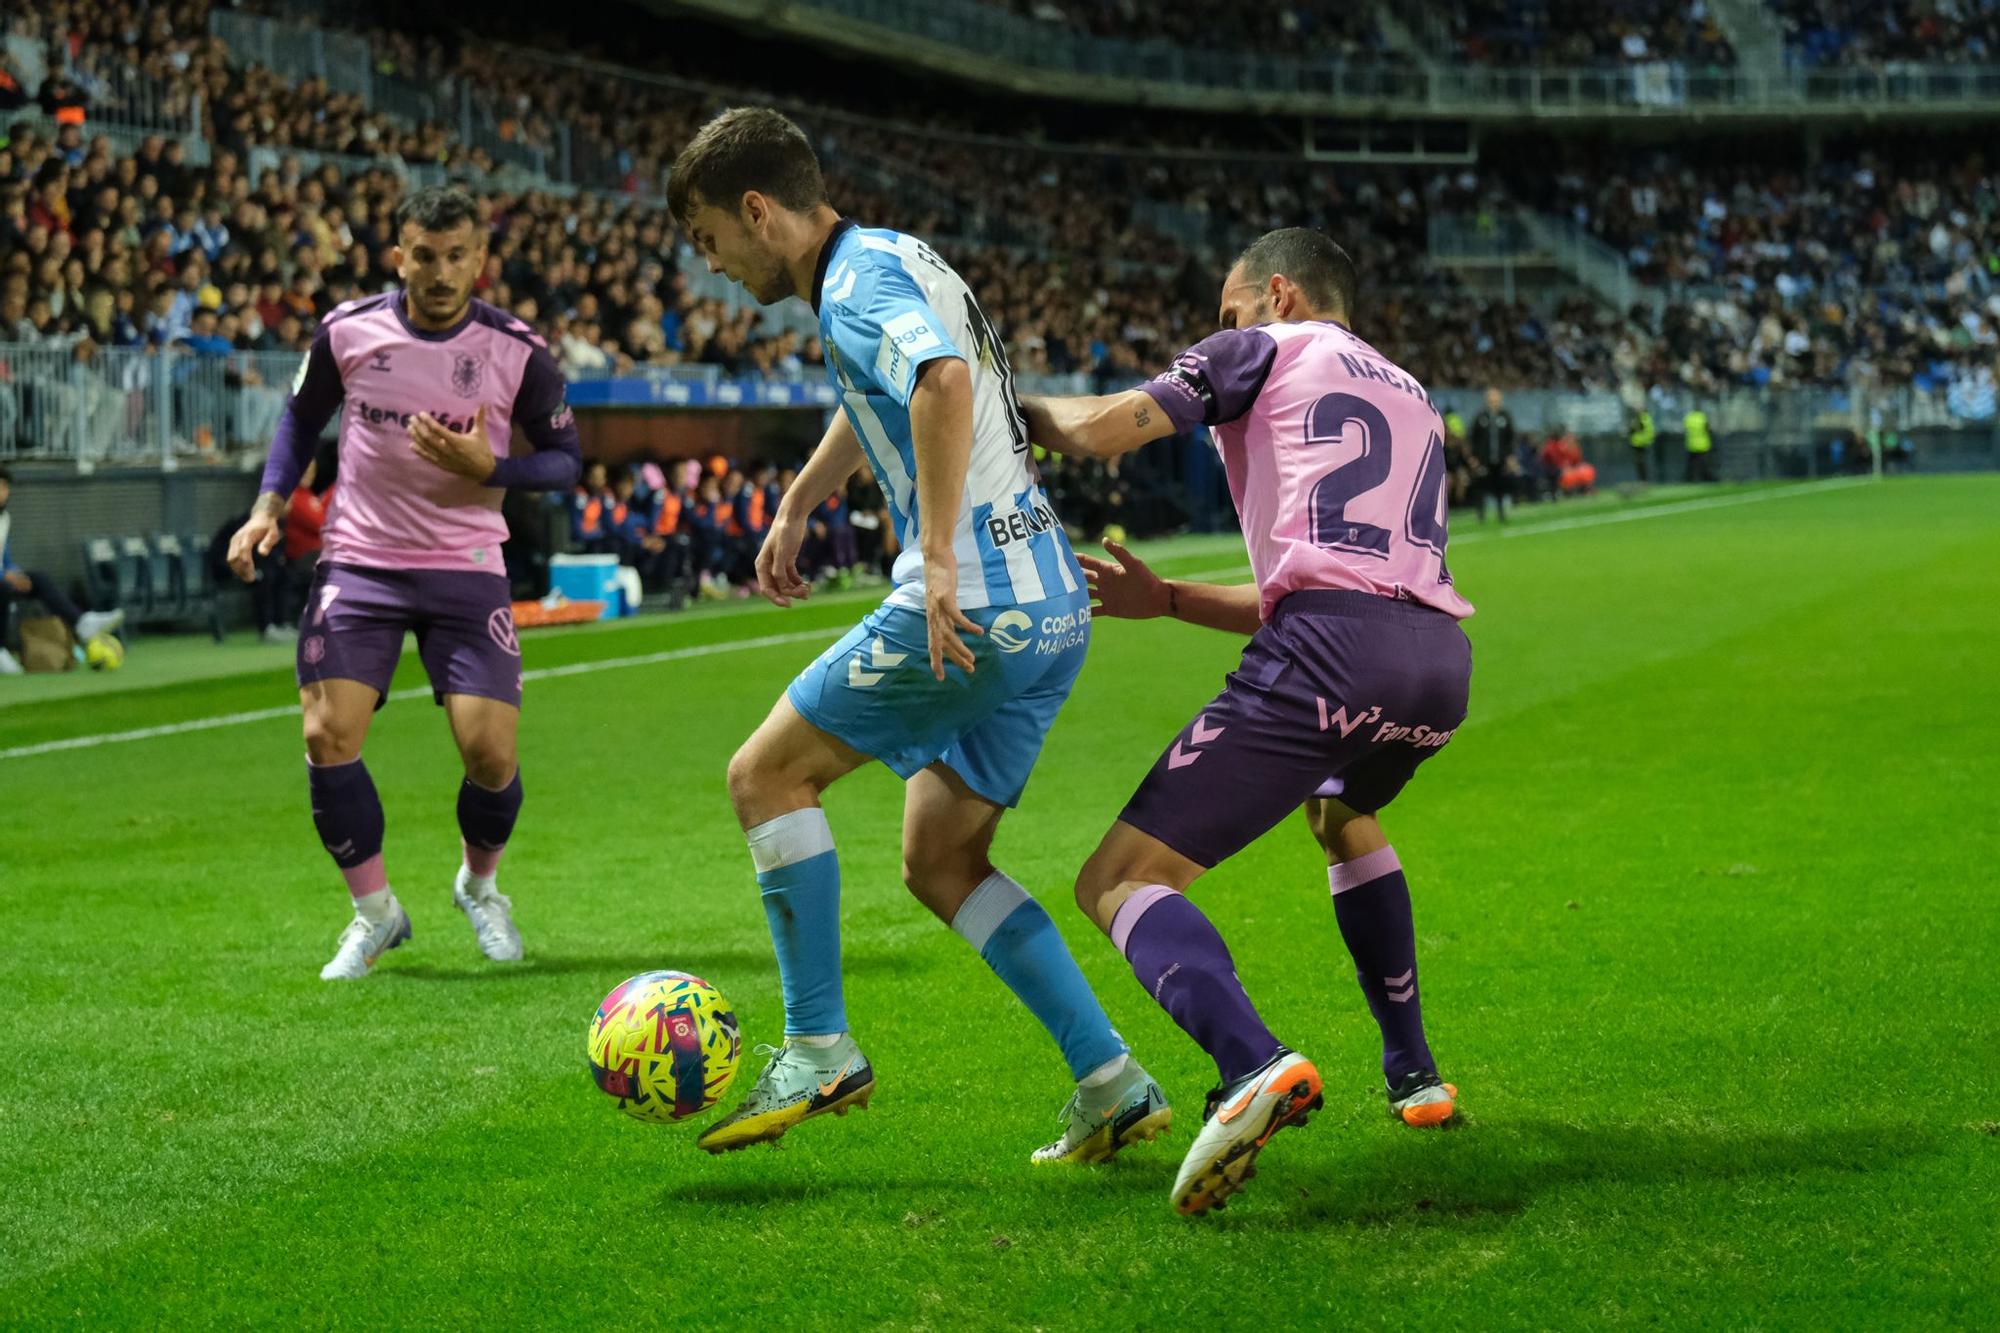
[
  {"left": 952, "top": 871, "right": 1128, "bottom": 1081},
  {"left": 747, "top": 808, "right": 846, "bottom": 1037}
]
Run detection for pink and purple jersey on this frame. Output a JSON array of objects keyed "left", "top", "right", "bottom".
[
  {"left": 1144, "top": 320, "right": 1474, "bottom": 623},
  {"left": 259, "top": 293, "right": 582, "bottom": 576}
]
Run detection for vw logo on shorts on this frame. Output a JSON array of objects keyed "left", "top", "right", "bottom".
[
  {"left": 987, "top": 609, "right": 1034, "bottom": 654},
  {"left": 487, "top": 607, "right": 521, "bottom": 656}
]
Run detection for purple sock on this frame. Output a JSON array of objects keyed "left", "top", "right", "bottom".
[
  {"left": 307, "top": 758, "right": 387, "bottom": 902},
  {"left": 458, "top": 770, "right": 523, "bottom": 876},
  {"left": 1330, "top": 846, "right": 1435, "bottom": 1083},
  {"left": 1111, "top": 885, "right": 1282, "bottom": 1085}
]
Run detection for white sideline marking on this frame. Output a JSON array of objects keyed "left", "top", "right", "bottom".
[
  {"left": 0, "top": 628, "right": 834, "bottom": 761},
  {"left": 0, "top": 479, "right": 1869, "bottom": 763},
  {"left": 1159, "top": 477, "right": 1875, "bottom": 583}
]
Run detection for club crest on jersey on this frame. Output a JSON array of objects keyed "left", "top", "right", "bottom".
[{"left": 451, "top": 353, "right": 484, "bottom": 397}]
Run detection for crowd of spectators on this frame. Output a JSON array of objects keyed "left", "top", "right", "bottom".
[
  {"left": 990, "top": 0, "right": 1395, "bottom": 60},
  {"left": 1540, "top": 149, "right": 2000, "bottom": 395},
  {"left": 1430, "top": 0, "right": 1735, "bottom": 67},
  {"left": 1777, "top": 0, "right": 2000, "bottom": 69},
  {"left": 986, "top": 0, "right": 1733, "bottom": 66},
  {"left": 3, "top": 0, "right": 1997, "bottom": 492},
  {"left": 554, "top": 454, "right": 886, "bottom": 602}
]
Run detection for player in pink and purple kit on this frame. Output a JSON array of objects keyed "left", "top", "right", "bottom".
[
  {"left": 226, "top": 187, "right": 582, "bottom": 981},
  {"left": 1023, "top": 228, "right": 1473, "bottom": 1215}
]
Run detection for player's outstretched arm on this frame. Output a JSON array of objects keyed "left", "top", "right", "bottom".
[
  {"left": 1077, "top": 539, "right": 1261, "bottom": 635},
  {"left": 757, "top": 412, "right": 865, "bottom": 607},
  {"left": 908, "top": 357, "right": 984, "bottom": 680},
  {"left": 1021, "top": 388, "right": 1178, "bottom": 460}
]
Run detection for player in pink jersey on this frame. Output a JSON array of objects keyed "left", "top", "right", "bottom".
[
  {"left": 1023, "top": 228, "right": 1474, "bottom": 1216},
  {"left": 226, "top": 187, "right": 582, "bottom": 981}
]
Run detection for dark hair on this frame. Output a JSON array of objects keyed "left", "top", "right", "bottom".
[
  {"left": 1233, "top": 228, "right": 1357, "bottom": 319},
  {"left": 668, "top": 107, "right": 827, "bottom": 230},
  {"left": 394, "top": 185, "right": 480, "bottom": 237}
]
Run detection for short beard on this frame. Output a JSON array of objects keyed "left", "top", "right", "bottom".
[{"left": 750, "top": 257, "right": 795, "bottom": 305}]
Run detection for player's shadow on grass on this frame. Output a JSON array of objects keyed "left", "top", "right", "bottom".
[
  {"left": 1245, "top": 1118, "right": 1943, "bottom": 1232},
  {"left": 381, "top": 945, "right": 923, "bottom": 983}
]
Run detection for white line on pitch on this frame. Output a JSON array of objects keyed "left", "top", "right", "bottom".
[
  {"left": 1160, "top": 477, "right": 1873, "bottom": 582},
  {"left": 0, "top": 478, "right": 1868, "bottom": 763},
  {"left": 0, "top": 627, "right": 835, "bottom": 761}
]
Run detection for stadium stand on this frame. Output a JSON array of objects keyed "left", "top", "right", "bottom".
[
  {"left": 1776, "top": 0, "right": 2000, "bottom": 67},
  {"left": 0, "top": 0, "right": 1995, "bottom": 622}
]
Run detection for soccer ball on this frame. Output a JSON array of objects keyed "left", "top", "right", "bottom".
[
  {"left": 84, "top": 633, "right": 125, "bottom": 671},
  {"left": 587, "top": 970, "right": 740, "bottom": 1123}
]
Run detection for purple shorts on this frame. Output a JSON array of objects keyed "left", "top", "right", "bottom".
[
  {"left": 297, "top": 562, "right": 523, "bottom": 708},
  {"left": 1120, "top": 589, "right": 1471, "bottom": 869}
]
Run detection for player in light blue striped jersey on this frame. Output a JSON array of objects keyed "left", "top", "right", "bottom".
[{"left": 668, "top": 108, "right": 1169, "bottom": 1162}]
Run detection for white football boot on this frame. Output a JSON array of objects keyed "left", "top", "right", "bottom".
[
  {"left": 697, "top": 1036, "right": 875, "bottom": 1153},
  {"left": 1171, "top": 1047, "right": 1323, "bottom": 1216},
  {"left": 319, "top": 895, "right": 413, "bottom": 980},
  {"left": 1031, "top": 1058, "right": 1173, "bottom": 1164},
  {"left": 76, "top": 608, "right": 125, "bottom": 641},
  {"left": 452, "top": 866, "right": 523, "bottom": 962}
]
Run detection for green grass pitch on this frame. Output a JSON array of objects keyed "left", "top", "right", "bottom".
[{"left": 2, "top": 476, "right": 1995, "bottom": 1327}]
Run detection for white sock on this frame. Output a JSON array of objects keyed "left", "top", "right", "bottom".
[
  {"left": 461, "top": 867, "right": 498, "bottom": 895},
  {"left": 353, "top": 888, "right": 395, "bottom": 924},
  {"left": 1078, "top": 1052, "right": 1129, "bottom": 1089},
  {"left": 790, "top": 1032, "right": 844, "bottom": 1049}
]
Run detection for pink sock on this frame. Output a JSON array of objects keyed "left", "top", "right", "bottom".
[
  {"left": 463, "top": 839, "right": 505, "bottom": 878},
  {"left": 342, "top": 853, "right": 388, "bottom": 902}
]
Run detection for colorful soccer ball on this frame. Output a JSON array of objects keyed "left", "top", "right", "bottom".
[
  {"left": 85, "top": 633, "right": 125, "bottom": 671},
  {"left": 587, "top": 970, "right": 740, "bottom": 1123}
]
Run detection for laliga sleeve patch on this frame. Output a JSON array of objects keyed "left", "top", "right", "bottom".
[{"left": 875, "top": 309, "right": 946, "bottom": 390}]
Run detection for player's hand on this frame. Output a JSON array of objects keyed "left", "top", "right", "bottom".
[
  {"left": 922, "top": 548, "right": 982, "bottom": 680},
  {"left": 408, "top": 412, "right": 496, "bottom": 482},
  {"left": 1076, "top": 539, "right": 1170, "bottom": 620},
  {"left": 225, "top": 513, "right": 282, "bottom": 583},
  {"left": 3, "top": 569, "right": 30, "bottom": 593},
  {"left": 754, "top": 513, "right": 812, "bottom": 608}
]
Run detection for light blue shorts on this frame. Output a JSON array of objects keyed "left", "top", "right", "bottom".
[{"left": 787, "top": 588, "right": 1092, "bottom": 807}]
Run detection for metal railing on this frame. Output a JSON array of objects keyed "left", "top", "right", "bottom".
[
  {"left": 208, "top": 11, "right": 551, "bottom": 178},
  {"left": 1431, "top": 212, "right": 1662, "bottom": 315},
  {"left": 766, "top": 0, "right": 2000, "bottom": 116},
  {"left": 0, "top": 344, "right": 291, "bottom": 468}
]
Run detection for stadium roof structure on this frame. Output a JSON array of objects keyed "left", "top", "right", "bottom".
[{"left": 663, "top": 0, "right": 2000, "bottom": 126}]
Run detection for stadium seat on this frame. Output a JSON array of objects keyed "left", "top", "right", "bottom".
[
  {"left": 182, "top": 533, "right": 226, "bottom": 642},
  {"left": 80, "top": 536, "right": 125, "bottom": 614},
  {"left": 146, "top": 534, "right": 187, "bottom": 623},
  {"left": 117, "top": 536, "right": 156, "bottom": 625}
]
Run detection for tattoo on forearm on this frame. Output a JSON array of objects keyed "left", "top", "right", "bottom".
[{"left": 1134, "top": 405, "right": 1151, "bottom": 429}]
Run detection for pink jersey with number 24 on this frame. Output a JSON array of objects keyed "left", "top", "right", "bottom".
[{"left": 1143, "top": 319, "right": 1474, "bottom": 623}]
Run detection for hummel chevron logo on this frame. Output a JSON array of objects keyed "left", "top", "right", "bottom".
[
  {"left": 824, "top": 263, "right": 857, "bottom": 304},
  {"left": 846, "top": 635, "right": 908, "bottom": 688},
  {"left": 1168, "top": 713, "right": 1226, "bottom": 768},
  {"left": 1384, "top": 969, "right": 1416, "bottom": 1003}
]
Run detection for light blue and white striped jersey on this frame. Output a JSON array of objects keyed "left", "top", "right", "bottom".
[{"left": 812, "top": 219, "right": 1082, "bottom": 612}]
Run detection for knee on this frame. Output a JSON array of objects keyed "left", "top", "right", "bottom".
[
  {"left": 725, "top": 742, "right": 766, "bottom": 820},
  {"left": 1073, "top": 846, "right": 1123, "bottom": 927},
  {"left": 900, "top": 844, "right": 986, "bottom": 901},
  {"left": 302, "top": 711, "right": 362, "bottom": 766},
  {"left": 1305, "top": 800, "right": 1335, "bottom": 849},
  {"left": 461, "top": 742, "right": 516, "bottom": 791}
]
